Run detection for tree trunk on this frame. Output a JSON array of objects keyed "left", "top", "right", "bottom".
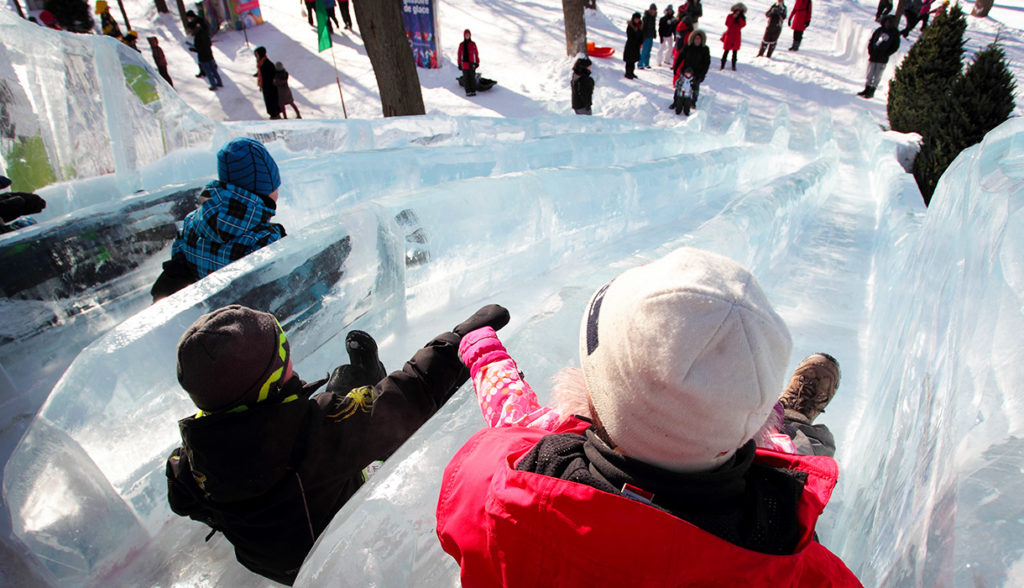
[
  {"left": 352, "top": 0, "right": 426, "bottom": 117},
  {"left": 154, "top": 0, "right": 169, "bottom": 14},
  {"left": 562, "top": 0, "right": 588, "bottom": 57},
  {"left": 971, "top": 0, "right": 993, "bottom": 17}
]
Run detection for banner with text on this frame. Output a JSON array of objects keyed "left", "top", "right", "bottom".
[{"left": 402, "top": 0, "right": 440, "bottom": 69}]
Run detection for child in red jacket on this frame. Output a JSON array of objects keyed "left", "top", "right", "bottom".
[{"left": 437, "top": 247, "right": 859, "bottom": 587}]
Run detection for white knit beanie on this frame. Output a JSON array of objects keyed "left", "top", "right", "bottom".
[{"left": 579, "top": 247, "right": 792, "bottom": 472}]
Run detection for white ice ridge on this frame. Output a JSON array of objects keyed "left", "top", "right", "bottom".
[{"left": 3, "top": 8, "right": 1024, "bottom": 586}]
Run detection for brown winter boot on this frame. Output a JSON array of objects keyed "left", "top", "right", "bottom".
[{"left": 779, "top": 353, "right": 841, "bottom": 424}]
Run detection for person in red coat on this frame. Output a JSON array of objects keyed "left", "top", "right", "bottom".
[
  {"left": 720, "top": 3, "right": 747, "bottom": 70},
  {"left": 436, "top": 247, "right": 863, "bottom": 588},
  {"left": 458, "top": 29, "right": 480, "bottom": 96},
  {"left": 788, "top": 0, "right": 812, "bottom": 50}
]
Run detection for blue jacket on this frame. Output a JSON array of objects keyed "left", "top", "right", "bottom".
[{"left": 171, "top": 181, "right": 285, "bottom": 279}]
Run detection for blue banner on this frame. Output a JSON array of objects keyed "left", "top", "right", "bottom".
[{"left": 402, "top": 0, "right": 440, "bottom": 69}]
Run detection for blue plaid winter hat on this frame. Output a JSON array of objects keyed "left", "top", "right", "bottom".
[{"left": 216, "top": 138, "right": 281, "bottom": 197}]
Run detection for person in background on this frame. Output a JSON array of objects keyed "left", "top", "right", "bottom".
[
  {"left": 122, "top": 30, "right": 141, "bottom": 52},
  {"left": 672, "top": 28, "right": 709, "bottom": 90},
  {"left": 858, "top": 14, "right": 900, "bottom": 99},
  {"left": 436, "top": 247, "right": 861, "bottom": 586},
  {"left": 623, "top": 12, "right": 644, "bottom": 79},
  {"left": 302, "top": 0, "right": 317, "bottom": 28},
  {"left": 189, "top": 19, "right": 222, "bottom": 90},
  {"left": 150, "top": 138, "right": 286, "bottom": 301},
  {"left": 0, "top": 176, "right": 46, "bottom": 233},
  {"left": 323, "top": 0, "right": 340, "bottom": 33},
  {"left": 148, "top": 37, "right": 173, "bottom": 86},
  {"left": 639, "top": 3, "right": 658, "bottom": 69},
  {"left": 96, "top": 0, "right": 121, "bottom": 38},
  {"left": 788, "top": 0, "right": 812, "bottom": 50},
  {"left": 571, "top": 57, "right": 594, "bottom": 115},
  {"left": 720, "top": 3, "right": 747, "bottom": 71},
  {"left": 167, "top": 303, "right": 510, "bottom": 584},
  {"left": 458, "top": 29, "right": 480, "bottom": 97},
  {"left": 338, "top": 0, "right": 353, "bottom": 30},
  {"left": 274, "top": 61, "right": 302, "bottom": 119},
  {"left": 875, "top": 0, "right": 892, "bottom": 23},
  {"left": 758, "top": 0, "right": 787, "bottom": 58},
  {"left": 658, "top": 5, "right": 677, "bottom": 66},
  {"left": 254, "top": 46, "right": 281, "bottom": 119}
]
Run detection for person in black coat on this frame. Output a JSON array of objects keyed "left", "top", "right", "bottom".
[
  {"left": 658, "top": 5, "right": 677, "bottom": 65},
  {"left": 623, "top": 12, "right": 644, "bottom": 79},
  {"left": 858, "top": 15, "right": 900, "bottom": 98},
  {"left": 672, "top": 29, "right": 710, "bottom": 106},
  {"left": 571, "top": 57, "right": 595, "bottom": 115},
  {"left": 758, "top": 0, "right": 787, "bottom": 58},
  {"left": 189, "top": 21, "right": 222, "bottom": 90},
  {"left": 167, "top": 304, "right": 510, "bottom": 585},
  {"left": 254, "top": 46, "right": 281, "bottom": 119}
]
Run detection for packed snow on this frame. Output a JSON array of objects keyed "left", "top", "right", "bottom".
[{"left": 1, "top": 0, "right": 1023, "bottom": 586}]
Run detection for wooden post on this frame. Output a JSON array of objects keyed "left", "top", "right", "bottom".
[{"left": 116, "top": 0, "right": 132, "bottom": 30}]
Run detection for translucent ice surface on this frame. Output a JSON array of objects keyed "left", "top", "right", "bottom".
[{"left": 3, "top": 9, "right": 1024, "bottom": 587}]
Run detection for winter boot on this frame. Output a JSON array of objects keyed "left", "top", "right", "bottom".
[
  {"left": 779, "top": 353, "right": 841, "bottom": 424},
  {"left": 731, "top": 54, "right": 737, "bottom": 71},
  {"left": 864, "top": 85, "right": 875, "bottom": 98},
  {"left": 766, "top": 42, "right": 777, "bottom": 58},
  {"left": 758, "top": 42, "right": 767, "bottom": 57},
  {"left": 326, "top": 330, "right": 388, "bottom": 393},
  {"left": 720, "top": 55, "right": 726, "bottom": 70}
]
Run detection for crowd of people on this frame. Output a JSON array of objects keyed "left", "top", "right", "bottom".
[{"left": 593, "top": 0, "right": 933, "bottom": 116}]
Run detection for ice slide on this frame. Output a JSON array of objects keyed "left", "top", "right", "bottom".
[{"left": 4, "top": 10, "right": 1024, "bottom": 588}]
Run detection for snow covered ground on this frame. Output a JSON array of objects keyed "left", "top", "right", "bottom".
[{"left": 1, "top": 0, "right": 1023, "bottom": 586}]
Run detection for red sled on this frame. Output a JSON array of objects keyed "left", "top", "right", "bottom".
[{"left": 587, "top": 42, "right": 615, "bottom": 58}]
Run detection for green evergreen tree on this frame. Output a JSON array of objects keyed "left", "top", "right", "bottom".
[
  {"left": 886, "top": 4, "right": 967, "bottom": 135},
  {"left": 913, "top": 42, "right": 1017, "bottom": 204},
  {"left": 44, "top": 0, "right": 94, "bottom": 33}
]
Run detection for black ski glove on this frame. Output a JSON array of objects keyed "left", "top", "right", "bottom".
[
  {"left": 326, "top": 330, "right": 388, "bottom": 393},
  {"left": 453, "top": 304, "right": 510, "bottom": 338}
]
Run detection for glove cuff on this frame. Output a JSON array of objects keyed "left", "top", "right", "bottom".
[{"left": 459, "top": 327, "right": 509, "bottom": 374}]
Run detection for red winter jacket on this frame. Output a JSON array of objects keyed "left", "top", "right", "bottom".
[
  {"left": 458, "top": 39, "right": 479, "bottom": 71},
  {"left": 437, "top": 418, "right": 862, "bottom": 588},
  {"left": 789, "top": 0, "right": 812, "bottom": 31},
  {"left": 721, "top": 12, "right": 746, "bottom": 51}
]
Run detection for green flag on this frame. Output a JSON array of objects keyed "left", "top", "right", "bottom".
[{"left": 315, "top": 0, "right": 331, "bottom": 52}]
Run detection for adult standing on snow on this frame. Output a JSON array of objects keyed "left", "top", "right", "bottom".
[
  {"left": 658, "top": 5, "right": 676, "bottom": 66},
  {"left": 190, "top": 20, "right": 222, "bottom": 91},
  {"left": 571, "top": 57, "right": 595, "bottom": 115},
  {"left": 254, "top": 46, "right": 281, "bottom": 119},
  {"left": 147, "top": 37, "right": 173, "bottom": 86},
  {"left": 623, "top": 12, "right": 644, "bottom": 79},
  {"left": 458, "top": 29, "right": 480, "bottom": 97},
  {"left": 788, "top": 0, "right": 811, "bottom": 50},
  {"left": 757, "top": 0, "right": 787, "bottom": 58},
  {"left": 858, "top": 15, "right": 900, "bottom": 99},
  {"left": 96, "top": 0, "right": 121, "bottom": 38},
  {"left": 682, "top": 0, "right": 703, "bottom": 23},
  {"left": 673, "top": 29, "right": 710, "bottom": 101},
  {"left": 338, "top": 0, "right": 353, "bottom": 30},
  {"left": 720, "top": 3, "right": 747, "bottom": 71},
  {"left": 639, "top": 4, "right": 658, "bottom": 69}
]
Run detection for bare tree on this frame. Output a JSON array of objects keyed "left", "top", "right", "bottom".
[
  {"left": 352, "top": 0, "right": 426, "bottom": 117},
  {"left": 563, "top": 0, "right": 588, "bottom": 57}
]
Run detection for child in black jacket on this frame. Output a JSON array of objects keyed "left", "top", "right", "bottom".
[{"left": 166, "top": 304, "right": 509, "bottom": 584}]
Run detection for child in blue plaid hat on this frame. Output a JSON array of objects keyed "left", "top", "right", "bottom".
[{"left": 151, "top": 137, "right": 287, "bottom": 301}]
